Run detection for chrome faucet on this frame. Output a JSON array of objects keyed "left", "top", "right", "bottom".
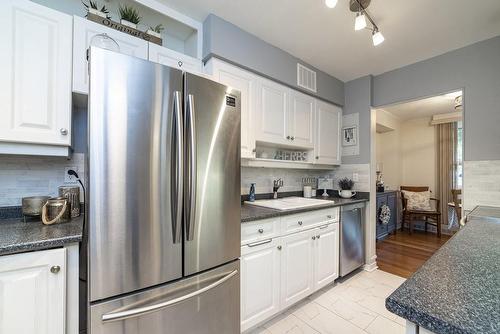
[{"left": 273, "top": 178, "right": 283, "bottom": 199}]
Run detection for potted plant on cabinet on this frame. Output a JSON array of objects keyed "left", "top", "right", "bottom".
[
  {"left": 147, "top": 24, "right": 164, "bottom": 39},
  {"left": 82, "top": 0, "right": 110, "bottom": 19},
  {"left": 338, "top": 178, "right": 356, "bottom": 198},
  {"left": 119, "top": 5, "right": 141, "bottom": 29}
]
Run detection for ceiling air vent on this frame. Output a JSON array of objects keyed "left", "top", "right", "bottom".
[{"left": 297, "top": 63, "right": 317, "bottom": 93}]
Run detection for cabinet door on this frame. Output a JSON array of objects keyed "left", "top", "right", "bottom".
[
  {"left": 149, "top": 43, "right": 202, "bottom": 74},
  {"left": 209, "top": 60, "right": 256, "bottom": 158},
  {"left": 256, "top": 79, "right": 289, "bottom": 145},
  {"left": 0, "top": 0, "right": 72, "bottom": 146},
  {"left": 280, "top": 229, "right": 314, "bottom": 309},
  {"left": 73, "top": 16, "right": 149, "bottom": 94},
  {"left": 313, "top": 224, "right": 339, "bottom": 291},
  {"left": 314, "top": 101, "right": 341, "bottom": 165},
  {"left": 0, "top": 248, "right": 66, "bottom": 334},
  {"left": 289, "top": 90, "right": 315, "bottom": 148},
  {"left": 241, "top": 240, "right": 280, "bottom": 332}
]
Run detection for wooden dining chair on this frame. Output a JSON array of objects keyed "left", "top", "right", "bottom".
[
  {"left": 400, "top": 186, "right": 442, "bottom": 237},
  {"left": 451, "top": 189, "right": 462, "bottom": 221}
]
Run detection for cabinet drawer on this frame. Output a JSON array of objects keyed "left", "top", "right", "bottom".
[
  {"left": 281, "top": 207, "right": 339, "bottom": 235},
  {"left": 241, "top": 218, "right": 280, "bottom": 245}
]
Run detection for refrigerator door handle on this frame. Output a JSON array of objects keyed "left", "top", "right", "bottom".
[
  {"left": 185, "top": 94, "right": 197, "bottom": 241},
  {"left": 101, "top": 269, "right": 238, "bottom": 323},
  {"left": 172, "top": 91, "right": 183, "bottom": 244}
]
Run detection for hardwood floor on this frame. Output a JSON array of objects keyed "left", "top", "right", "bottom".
[{"left": 376, "top": 229, "right": 451, "bottom": 278}]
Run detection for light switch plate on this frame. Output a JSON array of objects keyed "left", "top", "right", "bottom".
[{"left": 352, "top": 173, "right": 359, "bottom": 182}]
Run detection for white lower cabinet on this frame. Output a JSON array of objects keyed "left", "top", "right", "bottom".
[
  {"left": 313, "top": 224, "right": 340, "bottom": 290},
  {"left": 241, "top": 239, "right": 281, "bottom": 332},
  {"left": 0, "top": 248, "right": 66, "bottom": 334},
  {"left": 241, "top": 210, "right": 340, "bottom": 332},
  {"left": 280, "top": 229, "right": 315, "bottom": 309}
]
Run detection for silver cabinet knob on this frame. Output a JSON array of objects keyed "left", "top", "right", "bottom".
[
  {"left": 291, "top": 136, "right": 295, "bottom": 140},
  {"left": 50, "top": 265, "right": 61, "bottom": 274},
  {"left": 315, "top": 156, "right": 319, "bottom": 159},
  {"left": 317, "top": 235, "right": 321, "bottom": 239},
  {"left": 327, "top": 215, "right": 332, "bottom": 219},
  {"left": 178, "top": 61, "right": 183, "bottom": 67},
  {"left": 252, "top": 148, "right": 256, "bottom": 153},
  {"left": 258, "top": 228, "right": 264, "bottom": 234},
  {"left": 298, "top": 221, "right": 303, "bottom": 226},
  {"left": 286, "top": 136, "right": 291, "bottom": 140},
  {"left": 60, "top": 128, "right": 68, "bottom": 135},
  {"left": 312, "top": 236, "right": 316, "bottom": 240},
  {"left": 277, "top": 245, "right": 282, "bottom": 250}
]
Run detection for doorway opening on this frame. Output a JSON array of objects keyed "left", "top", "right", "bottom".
[{"left": 372, "top": 90, "right": 464, "bottom": 278}]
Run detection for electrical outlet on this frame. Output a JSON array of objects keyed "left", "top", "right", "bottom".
[
  {"left": 64, "top": 167, "right": 78, "bottom": 183},
  {"left": 352, "top": 173, "right": 359, "bottom": 182}
]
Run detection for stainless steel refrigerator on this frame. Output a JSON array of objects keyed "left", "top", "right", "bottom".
[{"left": 86, "top": 47, "right": 241, "bottom": 334}]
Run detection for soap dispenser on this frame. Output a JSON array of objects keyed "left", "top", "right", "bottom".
[{"left": 249, "top": 183, "right": 256, "bottom": 202}]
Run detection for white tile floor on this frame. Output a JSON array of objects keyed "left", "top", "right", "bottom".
[{"left": 246, "top": 269, "right": 407, "bottom": 334}]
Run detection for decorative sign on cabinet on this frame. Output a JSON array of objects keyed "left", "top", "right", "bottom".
[
  {"left": 376, "top": 191, "right": 398, "bottom": 240},
  {"left": 240, "top": 208, "right": 340, "bottom": 332},
  {"left": 0, "top": 0, "right": 73, "bottom": 155}
]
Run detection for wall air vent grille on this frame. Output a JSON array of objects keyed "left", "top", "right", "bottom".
[{"left": 297, "top": 63, "right": 317, "bottom": 93}]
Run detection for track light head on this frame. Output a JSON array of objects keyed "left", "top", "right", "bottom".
[
  {"left": 372, "top": 29, "right": 385, "bottom": 46},
  {"left": 355, "top": 12, "right": 367, "bottom": 31},
  {"left": 325, "top": 0, "right": 338, "bottom": 8}
]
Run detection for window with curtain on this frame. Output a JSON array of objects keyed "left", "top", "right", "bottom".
[{"left": 455, "top": 121, "right": 463, "bottom": 188}]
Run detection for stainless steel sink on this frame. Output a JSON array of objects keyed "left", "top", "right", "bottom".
[{"left": 244, "top": 197, "right": 332, "bottom": 211}]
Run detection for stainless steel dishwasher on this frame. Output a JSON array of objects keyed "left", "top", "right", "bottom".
[{"left": 340, "top": 202, "right": 365, "bottom": 276}]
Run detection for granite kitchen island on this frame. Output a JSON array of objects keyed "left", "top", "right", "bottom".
[{"left": 385, "top": 206, "right": 500, "bottom": 334}]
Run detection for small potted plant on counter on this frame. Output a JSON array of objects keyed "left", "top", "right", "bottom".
[
  {"left": 147, "top": 24, "right": 164, "bottom": 39},
  {"left": 119, "top": 4, "right": 141, "bottom": 29},
  {"left": 82, "top": 0, "right": 110, "bottom": 19},
  {"left": 338, "top": 177, "right": 357, "bottom": 198}
]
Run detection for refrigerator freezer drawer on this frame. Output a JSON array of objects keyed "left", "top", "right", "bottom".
[{"left": 90, "top": 260, "right": 240, "bottom": 334}]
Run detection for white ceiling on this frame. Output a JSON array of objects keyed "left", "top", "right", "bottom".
[
  {"left": 379, "top": 92, "right": 461, "bottom": 121},
  {"left": 158, "top": 0, "right": 500, "bottom": 81}
]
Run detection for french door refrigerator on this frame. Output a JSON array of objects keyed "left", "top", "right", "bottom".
[{"left": 86, "top": 47, "right": 241, "bottom": 334}]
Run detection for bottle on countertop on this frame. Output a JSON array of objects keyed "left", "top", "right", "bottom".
[{"left": 249, "top": 183, "right": 256, "bottom": 202}]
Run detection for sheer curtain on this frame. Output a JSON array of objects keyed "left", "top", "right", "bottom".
[{"left": 438, "top": 122, "right": 458, "bottom": 228}]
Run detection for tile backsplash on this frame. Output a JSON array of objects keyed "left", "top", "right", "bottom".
[
  {"left": 0, "top": 153, "right": 85, "bottom": 207},
  {"left": 464, "top": 160, "right": 500, "bottom": 211},
  {"left": 241, "top": 163, "right": 370, "bottom": 196}
]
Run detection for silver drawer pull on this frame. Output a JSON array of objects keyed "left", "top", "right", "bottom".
[
  {"left": 277, "top": 245, "right": 282, "bottom": 250},
  {"left": 247, "top": 239, "right": 272, "bottom": 247},
  {"left": 327, "top": 215, "right": 332, "bottom": 219},
  {"left": 317, "top": 235, "right": 321, "bottom": 239},
  {"left": 258, "top": 228, "right": 264, "bottom": 234},
  {"left": 50, "top": 265, "right": 60, "bottom": 274},
  {"left": 312, "top": 236, "right": 316, "bottom": 240},
  {"left": 298, "top": 221, "right": 303, "bottom": 226}
]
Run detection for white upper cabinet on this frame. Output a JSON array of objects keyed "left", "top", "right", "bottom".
[
  {"left": 312, "top": 223, "right": 339, "bottom": 290},
  {"left": 0, "top": 0, "right": 72, "bottom": 147},
  {"left": 256, "top": 79, "right": 289, "bottom": 146},
  {"left": 314, "top": 101, "right": 342, "bottom": 165},
  {"left": 149, "top": 43, "right": 202, "bottom": 74},
  {"left": 0, "top": 248, "right": 66, "bottom": 334},
  {"left": 240, "top": 239, "right": 281, "bottom": 332},
  {"left": 280, "top": 229, "right": 314, "bottom": 309},
  {"left": 73, "top": 16, "right": 149, "bottom": 94},
  {"left": 289, "top": 90, "right": 315, "bottom": 148},
  {"left": 206, "top": 59, "right": 257, "bottom": 158}
]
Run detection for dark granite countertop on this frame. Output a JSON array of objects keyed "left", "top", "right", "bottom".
[
  {"left": 386, "top": 207, "right": 500, "bottom": 334},
  {"left": 241, "top": 195, "right": 369, "bottom": 223},
  {"left": 0, "top": 216, "right": 84, "bottom": 256}
]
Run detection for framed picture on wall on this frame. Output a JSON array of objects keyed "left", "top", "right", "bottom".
[{"left": 342, "top": 126, "right": 358, "bottom": 146}]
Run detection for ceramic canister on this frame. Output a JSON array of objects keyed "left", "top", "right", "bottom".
[{"left": 59, "top": 186, "right": 80, "bottom": 217}]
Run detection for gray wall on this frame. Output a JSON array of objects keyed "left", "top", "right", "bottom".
[
  {"left": 373, "top": 36, "right": 500, "bottom": 161},
  {"left": 342, "top": 76, "right": 372, "bottom": 164},
  {"left": 203, "top": 14, "right": 344, "bottom": 106}
]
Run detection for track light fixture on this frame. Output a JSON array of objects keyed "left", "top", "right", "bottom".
[{"left": 326, "top": 0, "right": 385, "bottom": 46}]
